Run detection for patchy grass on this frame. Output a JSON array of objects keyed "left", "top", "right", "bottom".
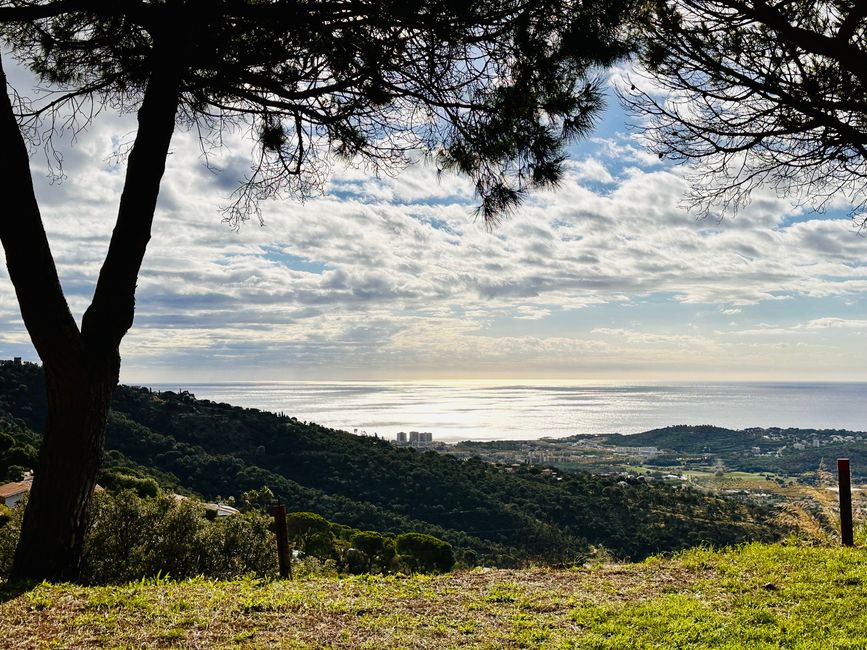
[{"left": 2, "top": 543, "right": 867, "bottom": 648}]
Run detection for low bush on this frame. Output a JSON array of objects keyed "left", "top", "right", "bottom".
[
  {"left": 80, "top": 490, "right": 277, "bottom": 583},
  {"left": 0, "top": 491, "right": 458, "bottom": 583},
  {"left": 1, "top": 491, "right": 277, "bottom": 584}
]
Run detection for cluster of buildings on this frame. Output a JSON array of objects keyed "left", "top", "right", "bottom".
[
  {"left": 608, "top": 445, "right": 659, "bottom": 459},
  {"left": 394, "top": 431, "right": 434, "bottom": 447},
  {"left": 763, "top": 433, "right": 865, "bottom": 454}
]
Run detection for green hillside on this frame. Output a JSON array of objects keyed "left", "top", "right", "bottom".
[
  {"left": 0, "top": 361, "right": 784, "bottom": 565},
  {"left": 598, "top": 425, "right": 762, "bottom": 453},
  {"left": 583, "top": 425, "right": 867, "bottom": 479},
  {"left": 1, "top": 543, "right": 864, "bottom": 648}
]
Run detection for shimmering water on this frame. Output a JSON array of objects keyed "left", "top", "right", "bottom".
[{"left": 146, "top": 381, "right": 867, "bottom": 442}]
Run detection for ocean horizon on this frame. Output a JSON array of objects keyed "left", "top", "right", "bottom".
[{"left": 143, "top": 380, "right": 867, "bottom": 442}]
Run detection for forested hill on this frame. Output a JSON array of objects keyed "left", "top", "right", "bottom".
[
  {"left": 0, "top": 361, "right": 784, "bottom": 565},
  {"left": 594, "top": 425, "right": 761, "bottom": 453},
  {"left": 561, "top": 424, "right": 867, "bottom": 478}
]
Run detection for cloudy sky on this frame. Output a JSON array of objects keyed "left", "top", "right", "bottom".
[{"left": 3, "top": 61, "right": 867, "bottom": 384}]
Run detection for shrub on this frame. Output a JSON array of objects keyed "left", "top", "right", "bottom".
[
  {"left": 79, "top": 490, "right": 277, "bottom": 584},
  {"left": 351, "top": 530, "right": 396, "bottom": 573},
  {"left": 98, "top": 468, "right": 160, "bottom": 498},
  {"left": 0, "top": 502, "right": 22, "bottom": 577},
  {"left": 0, "top": 491, "right": 451, "bottom": 583},
  {"left": 395, "top": 532, "right": 455, "bottom": 574},
  {"left": 199, "top": 511, "right": 276, "bottom": 579},
  {"left": 286, "top": 512, "right": 334, "bottom": 558},
  {"left": 240, "top": 485, "right": 274, "bottom": 513},
  {"left": 81, "top": 491, "right": 206, "bottom": 583}
]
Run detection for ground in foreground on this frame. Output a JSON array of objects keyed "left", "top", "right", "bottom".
[{"left": 1, "top": 543, "right": 864, "bottom": 649}]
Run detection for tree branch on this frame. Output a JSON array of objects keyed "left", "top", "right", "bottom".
[
  {"left": 0, "top": 0, "right": 90, "bottom": 22},
  {"left": 725, "top": 0, "right": 867, "bottom": 87},
  {"left": 837, "top": 4, "right": 867, "bottom": 43},
  {"left": 0, "top": 53, "right": 82, "bottom": 371},
  {"left": 0, "top": 0, "right": 154, "bottom": 23},
  {"left": 81, "top": 44, "right": 181, "bottom": 352}
]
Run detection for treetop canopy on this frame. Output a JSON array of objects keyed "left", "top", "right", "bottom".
[
  {"left": 0, "top": 0, "right": 640, "bottom": 223},
  {"left": 622, "top": 0, "right": 867, "bottom": 221}
]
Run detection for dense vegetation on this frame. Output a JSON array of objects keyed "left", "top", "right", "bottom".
[
  {"left": 0, "top": 490, "right": 452, "bottom": 583},
  {"left": 0, "top": 362, "right": 783, "bottom": 566},
  {"left": 0, "top": 491, "right": 275, "bottom": 583}
]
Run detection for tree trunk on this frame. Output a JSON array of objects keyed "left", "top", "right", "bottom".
[
  {"left": 10, "top": 360, "right": 118, "bottom": 581},
  {"left": 0, "top": 39, "right": 182, "bottom": 581}
]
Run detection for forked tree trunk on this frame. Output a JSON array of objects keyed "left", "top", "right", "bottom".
[
  {"left": 10, "top": 361, "right": 118, "bottom": 581},
  {"left": 0, "top": 42, "right": 182, "bottom": 581}
]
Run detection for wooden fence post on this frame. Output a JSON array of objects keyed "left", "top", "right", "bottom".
[
  {"left": 272, "top": 502, "right": 292, "bottom": 578},
  {"left": 838, "top": 458, "right": 854, "bottom": 547}
]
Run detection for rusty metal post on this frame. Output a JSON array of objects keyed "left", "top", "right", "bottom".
[
  {"left": 838, "top": 458, "right": 854, "bottom": 547},
  {"left": 272, "top": 502, "right": 292, "bottom": 578}
]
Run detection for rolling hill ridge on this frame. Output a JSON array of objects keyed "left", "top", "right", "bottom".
[{"left": 0, "top": 361, "right": 783, "bottom": 565}]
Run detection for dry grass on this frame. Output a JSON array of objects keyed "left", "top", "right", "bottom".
[{"left": 2, "top": 543, "right": 866, "bottom": 648}]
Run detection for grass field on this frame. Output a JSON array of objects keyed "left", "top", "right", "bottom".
[{"left": 2, "top": 543, "right": 867, "bottom": 648}]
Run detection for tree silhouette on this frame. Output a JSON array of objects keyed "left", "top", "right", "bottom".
[
  {"left": 621, "top": 0, "right": 867, "bottom": 221},
  {"left": 0, "top": 0, "right": 638, "bottom": 580}
]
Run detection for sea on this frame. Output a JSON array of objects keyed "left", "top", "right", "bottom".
[{"left": 144, "top": 381, "right": 867, "bottom": 442}]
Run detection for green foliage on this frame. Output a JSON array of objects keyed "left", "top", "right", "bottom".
[
  {"left": 106, "top": 382, "right": 782, "bottom": 564},
  {"left": 198, "top": 512, "right": 277, "bottom": 580},
  {"left": 78, "top": 491, "right": 276, "bottom": 584},
  {"left": 279, "top": 516, "right": 450, "bottom": 577},
  {"left": 601, "top": 424, "right": 761, "bottom": 454},
  {"left": 0, "top": 501, "right": 21, "bottom": 577},
  {"left": 350, "top": 531, "right": 395, "bottom": 573},
  {"left": 285, "top": 511, "right": 333, "bottom": 558},
  {"left": 0, "top": 393, "right": 39, "bottom": 481},
  {"left": 0, "top": 364, "right": 42, "bottom": 480},
  {"left": 596, "top": 424, "right": 867, "bottom": 479},
  {"left": 1, "top": 0, "right": 640, "bottom": 224},
  {"left": 396, "top": 532, "right": 455, "bottom": 574},
  {"left": 240, "top": 485, "right": 274, "bottom": 513},
  {"left": 98, "top": 467, "right": 160, "bottom": 498}
]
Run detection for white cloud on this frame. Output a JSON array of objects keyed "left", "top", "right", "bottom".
[
  {"left": 805, "top": 318, "right": 867, "bottom": 330},
  {"left": 4, "top": 60, "right": 867, "bottom": 381}
]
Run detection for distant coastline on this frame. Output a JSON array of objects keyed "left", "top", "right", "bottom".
[{"left": 145, "top": 380, "right": 867, "bottom": 442}]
